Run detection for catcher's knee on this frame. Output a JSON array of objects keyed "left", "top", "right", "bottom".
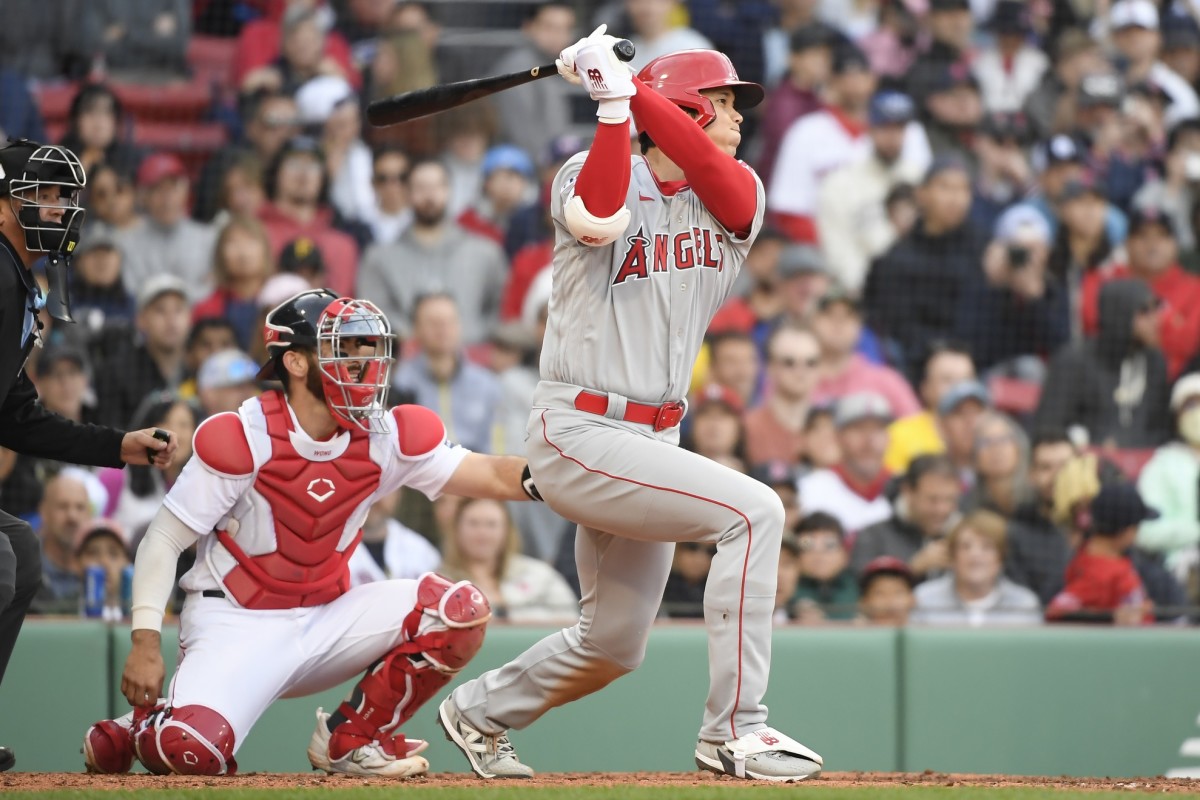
[
  {"left": 134, "top": 705, "right": 237, "bottom": 775},
  {"left": 409, "top": 572, "right": 491, "bottom": 672}
]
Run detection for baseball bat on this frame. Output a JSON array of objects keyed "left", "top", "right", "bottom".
[{"left": 366, "top": 39, "right": 636, "bottom": 127}]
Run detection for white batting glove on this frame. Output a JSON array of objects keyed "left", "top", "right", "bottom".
[
  {"left": 555, "top": 24, "right": 620, "bottom": 87},
  {"left": 574, "top": 41, "right": 636, "bottom": 122}
]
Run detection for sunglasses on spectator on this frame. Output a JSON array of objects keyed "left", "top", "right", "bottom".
[
  {"left": 373, "top": 172, "right": 406, "bottom": 185},
  {"left": 679, "top": 542, "right": 718, "bottom": 556},
  {"left": 772, "top": 355, "right": 820, "bottom": 369},
  {"left": 262, "top": 114, "right": 299, "bottom": 129},
  {"left": 977, "top": 433, "right": 1017, "bottom": 448}
]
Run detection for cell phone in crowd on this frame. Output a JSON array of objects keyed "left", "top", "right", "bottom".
[{"left": 1007, "top": 245, "right": 1030, "bottom": 270}]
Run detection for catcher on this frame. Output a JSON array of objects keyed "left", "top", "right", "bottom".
[{"left": 82, "top": 289, "right": 539, "bottom": 777}]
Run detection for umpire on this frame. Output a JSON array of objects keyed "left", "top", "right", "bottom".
[{"left": 0, "top": 139, "right": 179, "bottom": 771}]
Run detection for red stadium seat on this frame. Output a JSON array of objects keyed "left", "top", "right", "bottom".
[
  {"left": 987, "top": 376, "right": 1042, "bottom": 415},
  {"left": 112, "top": 79, "right": 213, "bottom": 122},
  {"left": 134, "top": 121, "right": 228, "bottom": 181},
  {"left": 188, "top": 35, "right": 238, "bottom": 95},
  {"left": 34, "top": 82, "right": 80, "bottom": 124},
  {"left": 1089, "top": 447, "right": 1156, "bottom": 481}
]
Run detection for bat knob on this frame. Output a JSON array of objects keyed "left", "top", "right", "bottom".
[{"left": 613, "top": 39, "right": 636, "bottom": 63}]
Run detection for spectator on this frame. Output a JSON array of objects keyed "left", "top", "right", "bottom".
[
  {"left": 775, "top": 533, "right": 802, "bottom": 623},
  {"left": 258, "top": 136, "right": 360, "bottom": 297},
  {"left": 920, "top": 64, "right": 985, "bottom": 167},
  {"left": 938, "top": 379, "right": 992, "bottom": 486},
  {"left": 363, "top": 3, "right": 444, "bottom": 156},
  {"left": 1161, "top": 22, "right": 1200, "bottom": 88},
  {"left": 1100, "top": 0, "right": 1199, "bottom": 129},
  {"left": 240, "top": 4, "right": 357, "bottom": 97},
  {"left": 334, "top": 0, "right": 399, "bottom": 63},
  {"left": 73, "top": 519, "right": 132, "bottom": 617},
  {"left": 80, "top": 0, "right": 190, "bottom": 82},
  {"left": 857, "top": 0, "right": 923, "bottom": 81},
  {"left": 196, "top": 350, "right": 260, "bottom": 418},
  {"left": 906, "top": 0, "right": 975, "bottom": 107},
  {"left": 1136, "top": 374, "right": 1200, "bottom": 584},
  {"left": 687, "top": 0, "right": 773, "bottom": 87},
  {"left": 1023, "top": 135, "right": 1128, "bottom": 245},
  {"left": 195, "top": 90, "right": 301, "bottom": 223},
  {"left": 392, "top": 294, "right": 501, "bottom": 454},
  {"left": 856, "top": 555, "right": 916, "bottom": 625},
  {"left": 865, "top": 156, "right": 984, "bottom": 380},
  {"left": 758, "top": 24, "right": 834, "bottom": 187},
  {"left": 1082, "top": 208, "right": 1200, "bottom": 380},
  {"left": 277, "top": 236, "right": 328, "bottom": 287},
  {"left": 1133, "top": 118, "right": 1200, "bottom": 254},
  {"left": 177, "top": 319, "right": 238, "bottom": 402},
  {"left": 911, "top": 510, "right": 1043, "bottom": 625},
  {"left": 707, "top": 229, "right": 789, "bottom": 337},
  {"left": 362, "top": 146, "right": 412, "bottom": 245},
  {"left": 491, "top": 1, "right": 581, "bottom": 159},
  {"left": 59, "top": 84, "right": 140, "bottom": 176},
  {"left": 972, "top": 0, "right": 1048, "bottom": 114},
  {"left": 818, "top": 91, "right": 927, "bottom": 293},
  {"left": 770, "top": 44, "right": 930, "bottom": 243},
  {"left": 884, "top": 341, "right": 975, "bottom": 475},
  {"left": 623, "top": 0, "right": 713, "bottom": 70},
  {"left": 1023, "top": 28, "right": 1107, "bottom": 141},
  {"left": 67, "top": 235, "right": 136, "bottom": 351},
  {"left": 440, "top": 497, "right": 578, "bottom": 623},
  {"left": 0, "top": 68, "right": 45, "bottom": 143},
  {"left": 488, "top": 322, "right": 542, "bottom": 458},
  {"left": 810, "top": 288, "right": 920, "bottom": 417},
  {"left": 791, "top": 512, "right": 858, "bottom": 622},
  {"left": 744, "top": 324, "right": 820, "bottom": 469},
  {"left": 956, "top": 204, "right": 1070, "bottom": 372},
  {"left": 762, "top": 0, "right": 823, "bottom": 86},
  {"left": 504, "top": 133, "right": 585, "bottom": 259},
  {"left": 458, "top": 145, "right": 536, "bottom": 247},
  {"left": 296, "top": 75, "right": 375, "bottom": 225},
  {"left": 439, "top": 105, "right": 497, "bottom": 219},
  {"left": 101, "top": 392, "right": 197, "bottom": 541},
  {"left": 1046, "top": 174, "right": 1118, "bottom": 340},
  {"left": 798, "top": 392, "right": 894, "bottom": 534},
  {"left": 0, "top": 0, "right": 92, "bottom": 81},
  {"left": 119, "top": 153, "right": 218, "bottom": 302},
  {"left": 852, "top": 454, "right": 962, "bottom": 580},
  {"left": 964, "top": 410, "right": 1031, "bottom": 516},
  {"left": 1005, "top": 430, "right": 1077, "bottom": 603},
  {"left": 706, "top": 331, "right": 761, "bottom": 410},
  {"left": 683, "top": 384, "right": 747, "bottom": 473},
  {"left": 82, "top": 162, "right": 142, "bottom": 243},
  {"left": 970, "top": 112, "right": 1035, "bottom": 233},
  {"left": 662, "top": 541, "right": 715, "bottom": 619},
  {"left": 30, "top": 472, "right": 94, "bottom": 615},
  {"left": 775, "top": 244, "right": 833, "bottom": 327},
  {"left": 357, "top": 159, "right": 507, "bottom": 344},
  {"left": 1036, "top": 278, "right": 1171, "bottom": 448},
  {"left": 192, "top": 217, "right": 276, "bottom": 351},
  {"left": 347, "top": 489, "right": 441, "bottom": 585},
  {"left": 94, "top": 275, "right": 190, "bottom": 429},
  {"left": 1093, "top": 81, "right": 1169, "bottom": 213},
  {"left": 803, "top": 404, "right": 842, "bottom": 470},
  {"left": 1045, "top": 482, "right": 1156, "bottom": 624}
]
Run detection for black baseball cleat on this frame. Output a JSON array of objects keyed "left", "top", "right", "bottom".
[{"left": 0, "top": 746, "right": 14, "bottom": 772}]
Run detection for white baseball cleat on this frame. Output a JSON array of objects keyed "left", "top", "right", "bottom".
[
  {"left": 307, "top": 708, "right": 430, "bottom": 778},
  {"left": 436, "top": 696, "right": 534, "bottom": 779},
  {"left": 695, "top": 727, "right": 823, "bottom": 782}
]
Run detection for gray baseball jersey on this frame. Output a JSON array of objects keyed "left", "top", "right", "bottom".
[{"left": 451, "top": 150, "right": 788, "bottom": 748}]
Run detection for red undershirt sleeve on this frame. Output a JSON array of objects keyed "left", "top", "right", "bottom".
[
  {"left": 572, "top": 120, "right": 632, "bottom": 218},
  {"left": 628, "top": 77, "right": 759, "bottom": 237}
]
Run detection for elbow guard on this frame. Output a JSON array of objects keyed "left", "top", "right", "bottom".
[{"left": 564, "top": 195, "right": 630, "bottom": 247}]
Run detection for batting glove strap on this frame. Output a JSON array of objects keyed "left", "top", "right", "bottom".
[
  {"left": 521, "top": 464, "right": 543, "bottom": 501},
  {"left": 597, "top": 98, "right": 631, "bottom": 123}
]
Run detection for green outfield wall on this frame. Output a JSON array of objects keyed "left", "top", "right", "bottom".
[{"left": 1, "top": 621, "right": 1197, "bottom": 777}]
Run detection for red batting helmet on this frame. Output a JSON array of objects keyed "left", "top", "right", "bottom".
[{"left": 636, "top": 50, "right": 765, "bottom": 129}]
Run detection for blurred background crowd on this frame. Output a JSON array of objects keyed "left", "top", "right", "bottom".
[{"left": 4, "top": 0, "right": 1200, "bottom": 627}]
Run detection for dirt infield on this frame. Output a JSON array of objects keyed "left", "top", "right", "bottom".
[{"left": 3, "top": 771, "right": 1198, "bottom": 792}]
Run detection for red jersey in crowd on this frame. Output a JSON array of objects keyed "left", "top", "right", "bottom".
[{"left": 1044, "top": 549, "right": 1153, "bottom": 623}]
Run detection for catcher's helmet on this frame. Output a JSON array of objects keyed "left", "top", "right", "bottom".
[{"left": 636, "top": 50, "right": 765, "bottom": 129}]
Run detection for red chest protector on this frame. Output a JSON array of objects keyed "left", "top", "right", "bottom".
[{"left": 216, "top": 391, "right": 382, "bottom": 609}]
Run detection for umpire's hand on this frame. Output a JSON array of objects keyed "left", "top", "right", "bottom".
[{"left": 120, "top": 428, "right": 180, "bottom": 469}]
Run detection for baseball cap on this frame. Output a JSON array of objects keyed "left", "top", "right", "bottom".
[
  {"left": 295, "top": 75, "right": 356, "bottom": 127},
  {"left": 257, "top": 273, "right": 314, "bottom": 310},
  {"left": 1164, "top": 22, "right": 1200, "bottom": 50},
  {"left": 980, "top": 111, "right": 1032, "bottom": 144},
  {"left": 859, "top": 555, "right": 916, "bottom": 592},
  {"left": 749, "top": 460, "right": 801, "bottom": 490},
  {"left": 1044, "top": 134, "right": 1085, "bottom": 165},
  {"left": 1129, "top": 79, "right": 1171, "bottom": 104},
  {"left": 1077, "top": 73, "right": 1124, "bottom": 109},
  {"left": 73, "top": 232, "right": 121, "bottom": 259},
  {"left": 928, "top": 61, "right": 979, "bottom": 95},
  {"left": 988, "top": 0, "right": 1029, "bottom": 33},
  {"left": 279, "top": 236, "right": 325, "bottom": 276},
  {"left": 482, "top": 145, "right": 535, "bottom": 180},
  {"left": 937, "top": 380, "right": 991, "bottom": 416},
  {"left": 72, "top": 518, "right": 131, "bottom": 558},
  {"left": 790, "top": 23, "right": 834, "bottom": 52},
  {"left": 817, "top": 284, "right": 862, "bottom": 313},
  {"left": 1170, "top": 372, "right": 1200, "bottom": 411},
  {"left": 930, "top": 0, "right": 970, "bottom": 10},
  {"left": 1059, "top": 172, "right": 1107, "bottom": 203},
  {"left": 778, "top": 244, "right": 829, "bottom": 279},
  {"left": 832, "top": 44, "right": 871, "bottom": 75},
  {"left": 994, "top": 204, "right": 1052, "bottom": 246},
  {"left": 1089, "top": 482, "right": 1159, "bottom": 534},
  {"left": 1110, "top": 0, "right": 1159, "bottom": 30},
  {"left": 692, "top": 383, "right": 744, "bottom": 415},
  {"left": 136, "top": 273, "right": 189, "bottom": 312},
  {"left": 869, "top": 91, "right": 916, "bottom": 127},
  {"left": 198, "top": 349, "right": 259, "bottom": 392},
  {"left": 137, "top": 152, "right": 187, "bottom": 189},
  {"left": 835, "top": 391, "right": 893, "bottom": 428},
  {"left": 1128, "top": 205, "right": 1175, "bottom": 237},
  {"left": 35, "top": 345, "right": 89, "bottom": 378},
  {"left": 922, "top": 153, "right": 971, "bottom": 184},
  {"left": 0, "top": 139, "right": 39, "bottom": 198}
]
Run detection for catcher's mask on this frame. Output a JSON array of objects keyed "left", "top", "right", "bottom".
[
  {"left": 1, "top": 139, "right": 87, "bottom": 321},
  {"left": 259, "top": 289, "right": 395, "bottom": 433}
]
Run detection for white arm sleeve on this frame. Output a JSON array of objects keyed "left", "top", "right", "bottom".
[{"left": 130, "top": 506, "right": 202, "bottom": 633}]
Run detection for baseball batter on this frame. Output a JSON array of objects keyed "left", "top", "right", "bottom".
[
  {"left": 438, "top": 30, "right": 824, "bottom": 782},
  {"left": 81, "top": 289, "right": 538, "bottom": 778}
]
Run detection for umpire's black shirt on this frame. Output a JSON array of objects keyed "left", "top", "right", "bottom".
[{"left": 0, "top": 231, "right": 124, "bottom": 466}]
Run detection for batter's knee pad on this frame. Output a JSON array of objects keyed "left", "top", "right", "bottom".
[{"left": 134, "top": 705, "right": 237, "bottom": 776}]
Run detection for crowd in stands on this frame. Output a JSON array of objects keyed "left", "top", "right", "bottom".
[{"left": 3, "top": 0, "right": 1200, "bottom": 627}]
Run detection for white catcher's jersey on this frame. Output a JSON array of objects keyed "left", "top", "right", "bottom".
[
  {"left": 164, "top": 396, "right": 468, "bottom": 597},
  {"left": 540, "top": 153, "right": 767, "bottom": 404}
]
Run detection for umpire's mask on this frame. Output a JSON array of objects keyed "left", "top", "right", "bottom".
[{"left": 1, "top": 139, "right": 87, "bottom": 322}]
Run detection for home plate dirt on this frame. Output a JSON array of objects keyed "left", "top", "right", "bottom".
[{"left": 3, "top": 771, "right": 1198, "bottom": 792}]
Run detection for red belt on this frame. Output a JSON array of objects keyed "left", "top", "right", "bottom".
[{"left": 573, "top": 391, "right": 685, "bottom": 432}]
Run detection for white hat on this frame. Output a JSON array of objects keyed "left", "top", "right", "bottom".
[
  {"left": 295, "top": 75, "right": 356, "bottom": 127},
  {"left": 994, "top": 204, "right": 1052, "bottom": 246},
  {"left": 257, "top": 273, "right": 314, "bottom": 310},
  {"left": 1171, "top": 373, "right": 1200, "bottom": 411},
  {"left": 1110, "top": 0, "right": 1159, "bottom": 30}
]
